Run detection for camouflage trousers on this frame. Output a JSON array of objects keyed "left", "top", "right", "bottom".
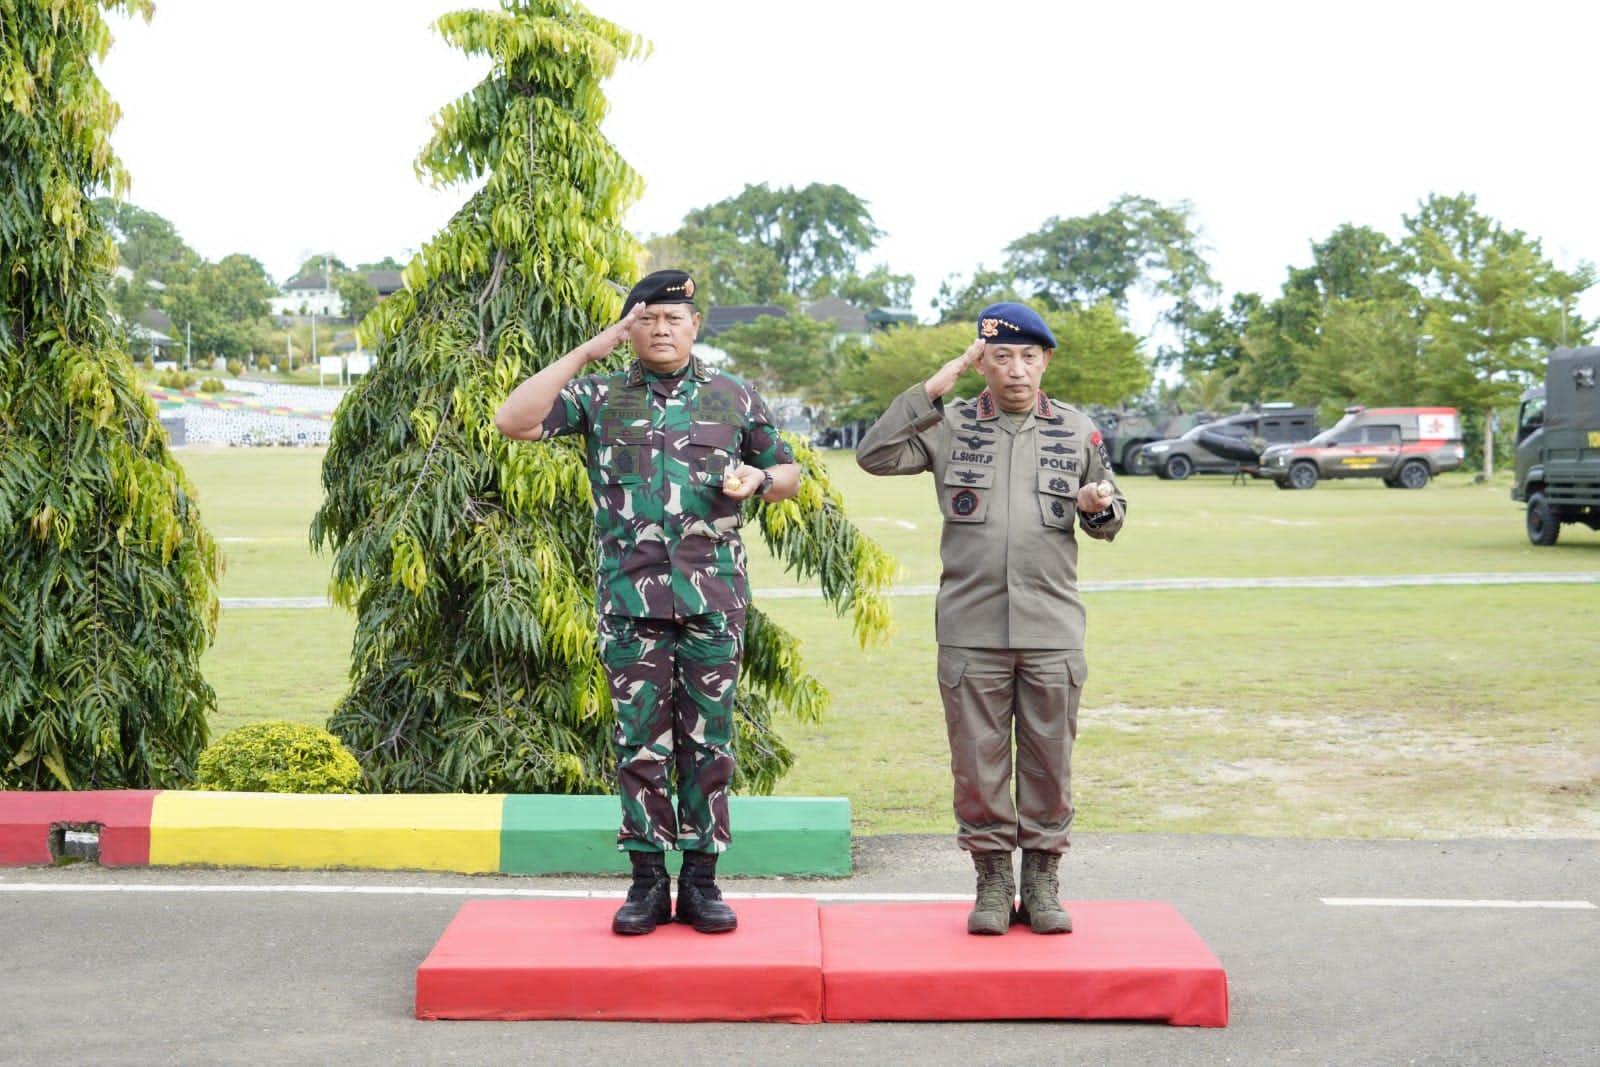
[{"left": 597, "top": 611, "right": 744, "bottom": 854}]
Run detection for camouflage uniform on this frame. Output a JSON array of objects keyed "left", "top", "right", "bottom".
[
  {"left": 540, "top": 355, "right": 794, "bottom": 854},
  {"left": 857, "top": 383, "right": 1125, "bottom": 854}
]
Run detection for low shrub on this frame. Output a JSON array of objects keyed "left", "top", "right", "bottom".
[
  {"left": 196, "top": 721, "right": 363, "bottom": 794},
  {"left": 198, "top": 377, "right": 226, "bottom": 393}
]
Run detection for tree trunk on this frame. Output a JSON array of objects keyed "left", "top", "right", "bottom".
[{"left": 1482, "top": 406, "right": 1495, "bottom": 480}]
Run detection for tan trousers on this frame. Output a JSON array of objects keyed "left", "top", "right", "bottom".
[{"left": 936, "top": 646, "right": 1086, "bottom": 854}]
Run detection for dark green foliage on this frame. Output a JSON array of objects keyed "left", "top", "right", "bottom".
[
  {"left": 196, "top": 721, "right": 362, "bottom": 794},
  {"left": 310, "top": 1, "right": 894, "bottom": 796},
  {"left": 1, "top": 0, "right": 222, "bottom": 790}
]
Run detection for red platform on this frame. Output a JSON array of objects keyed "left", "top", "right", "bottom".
[
  {"left": 415, "top": 897, "right": 1228, "bottom": 1027},
  {"left": 415, "top": 898, "right": 824, "bottom": 1022},
  {"left": 820, "top": 901, "right": 1229, "bottom": 1026}
]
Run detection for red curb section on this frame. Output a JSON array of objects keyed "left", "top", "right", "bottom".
[{"left": 0, "top": 791, "right": 158, "bottom": 866}]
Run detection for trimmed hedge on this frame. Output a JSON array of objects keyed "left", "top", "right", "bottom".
[{"left": 197, "top": 721, "right": 362, "bottom": 794}]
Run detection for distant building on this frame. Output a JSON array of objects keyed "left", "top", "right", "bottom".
[
  {"left": 122, "top": 308, "right": 178, "bottom": 363},
  {"left": 701, "top": 304, "right": 787, "bottom": 339},
  {"left": 270, "top": 269, "right": 406, "bottom": 318},
  {"left": 701, "top": 298, "right": 916, "bottom": 344}
]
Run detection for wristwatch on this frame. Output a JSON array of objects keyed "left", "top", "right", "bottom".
[{"left": 756, "top": 469, "right": 774, "bottom": 498}]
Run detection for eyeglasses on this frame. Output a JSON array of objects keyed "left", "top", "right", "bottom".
[{"left": 985, "top": 350, "right": 1043, "bottom": 368}]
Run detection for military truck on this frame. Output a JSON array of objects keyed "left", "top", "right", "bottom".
[
  {"left": 1258, "top": 406, "right": 1463, "bottom": 490},
  {"left": 1087, "top": 406, "right": 1214, "bottom": 474},
  {"left": 1511, "top": 346, "right": 1600, "bottom": 545}
]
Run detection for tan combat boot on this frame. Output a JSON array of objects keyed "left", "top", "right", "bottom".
[
  {"left": 967, "top": 851, "right": 1016, "bottom": 935},
  {"left": 1017, "top": 849, "right": 1073, "bottom": 934}
]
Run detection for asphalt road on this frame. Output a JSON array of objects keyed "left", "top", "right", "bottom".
[{"left": 3, "top": 833, "right": 1596, "bottom": 1066}]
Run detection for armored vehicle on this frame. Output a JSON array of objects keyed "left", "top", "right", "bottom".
[
  {"left": 1087, "top": 406, "right": 1214, "bottom": 474},
  {"left": 1138, "top": 404, "right": 1319, "bottom": 480},
  {"left": 1512, "top": 346, "right": 1600, "bottom": 545},
  {"left": 1259, "top": 406, "right": 1463, "bottom": 490}
]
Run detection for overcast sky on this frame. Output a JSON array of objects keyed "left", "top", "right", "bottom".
[{"left": 97, "top": 0, "right": 1600, "bottom": 326}]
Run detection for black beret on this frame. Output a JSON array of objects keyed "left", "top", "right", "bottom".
[
  {"left": 623, "top": 269, "right": 697, "bottom": 316},
  {"left": 977, "top": 302, "right": 1056, "bottom": 349}
]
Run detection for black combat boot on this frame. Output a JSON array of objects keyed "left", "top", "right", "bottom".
[
  {"left": 675, "top": 850, "right": 738, "bottom": 933},
  {"left": 967, "top": 851, "right": 1017, "bottom": 935},
  {"left": 1017, "top": 849, "right": 1073, "bottom": 934},
  {"left": 612, "top": 851, "right": 671, "bottom": 935}
]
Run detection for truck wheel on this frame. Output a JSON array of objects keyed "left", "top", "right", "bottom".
[
  {"left": 1123, "top": 443, "right": 1152, "bottom": 475},
  {"left": 1397, "top": 460, "right": 1431, "bottom": 489},
  {"left": 1288, "top": 462, "right": 1318, "bottom": 490},
  {"left": 1164, "top": 455, "right": 1193, "bottom": 480},
  {"left": 1527, "top": 493, "right": 1561, "bottom": 546}
]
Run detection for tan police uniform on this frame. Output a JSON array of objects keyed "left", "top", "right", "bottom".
[{"left": 856, "top": 383, "right": 1125, "bottom": 853}]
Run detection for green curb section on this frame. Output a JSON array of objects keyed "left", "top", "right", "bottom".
[{"left": 499, "top": 795, "right": 852, "bottom": 877}]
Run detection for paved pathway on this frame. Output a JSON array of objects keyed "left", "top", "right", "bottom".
[
  {"left": 3, "top": 834, "right": 1595, "bottom": 1065},
  {"left": 221, "top": 571, "right": 1599, "bottom": 609}
]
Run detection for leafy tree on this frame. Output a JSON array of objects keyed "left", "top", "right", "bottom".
[
  {"left": 1293, "top": 297, "right": 1426, "bottom": 421},
  {"left": 641, "top": 224, "right": 785, "bottom": 308},
  {"left": 163, "top": 253, "right": 276, "bottom": 363},
  {"left": 336, "top": 270, "right": 379, "bottom": 323},
  {"left": 294, "top": 254, "right": 348, "bottom": 280},
  {"left": 1173, "top": 366, "right": 1236, "bottom": 416},
  {"left": 833, "top": 264, "right": 915, "bottom": 311},
  {"left": 1401, "top": 193, "right": 1586, "bottom": 476},
  {"left": 311, "top": 0, "right": 894, "bottom": 795},
  {"left": 842, "top": 303, "right": 1147, "bottom": 422},
  {"left": 357, "top": 256, "right": 406, "bottom": 271},
  {"left": 933, "top": 266, "right": 1028, "bottom": 324},
  {"left": 1, "top": 0, "right": 221, "bottom": 789},
  {"left": 681, "top": 182, "right": 883, "bottom": 297},
  {"left": 1041, "top": 300, "right": 1151, "bottom": 407},
  {"left": 96, "top": 198, "right": 198, "bottom": 335},
  {"left": 712, "top": 302, "right": 870, "bottom": 430},
  {"left": 839, "top": 321, "right": 972, "bottom": 421},
  {"left": 1004, "top": 194, "right": 1218, "bottom": 353},
  {"left": 1171, "top": 291, "right": 1263, "bottom": 382},
  {"left": 1294, "top": 223, "right": 1413, "bottom": 305}
]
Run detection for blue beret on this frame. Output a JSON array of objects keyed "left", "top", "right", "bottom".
[
  {"left": 977, "top": 302, "right": 1055, "bottom": 349},
  {"left": 623, "top": 269, "right": 697, "bottom": 316}
]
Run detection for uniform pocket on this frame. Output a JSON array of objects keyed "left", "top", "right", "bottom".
[
  {"left": 1037, "top": 469, "right": 1079, "bottom": 530},
  {"left": 937, "top": 647, "right": 968, "bottom": 690},
  {"left": 687, "top": 421, "right": 739, "bottom": 485},
  {"left": 941, "top": 465, "right": 995, "bottom": 524}
]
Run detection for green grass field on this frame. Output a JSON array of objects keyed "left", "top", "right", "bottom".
[{"left": 184, "top": 446, "right": 1600, "bottom": 839}]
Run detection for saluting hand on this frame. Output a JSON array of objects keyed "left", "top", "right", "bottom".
[
  {"left": 583, "top": 302, "right": 644, "bottom": 363},
  {"left": 924, "top": 339, "right": 985, "bottom": 402}
]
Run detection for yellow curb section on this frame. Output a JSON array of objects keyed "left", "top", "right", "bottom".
[{"left": 149, "top": 793, "right": 503, "bottom": 873}]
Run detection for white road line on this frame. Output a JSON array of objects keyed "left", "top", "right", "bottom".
[
  {"left": 0, "top": 882, "right": 968, "bottom": 903},
  {"left": 1321, "top": 897, "right": 1595, "bottom": 909}
]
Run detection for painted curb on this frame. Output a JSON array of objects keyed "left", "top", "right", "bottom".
[{"left": 0, "top": 791, "right": 852, "bottom": 876}]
